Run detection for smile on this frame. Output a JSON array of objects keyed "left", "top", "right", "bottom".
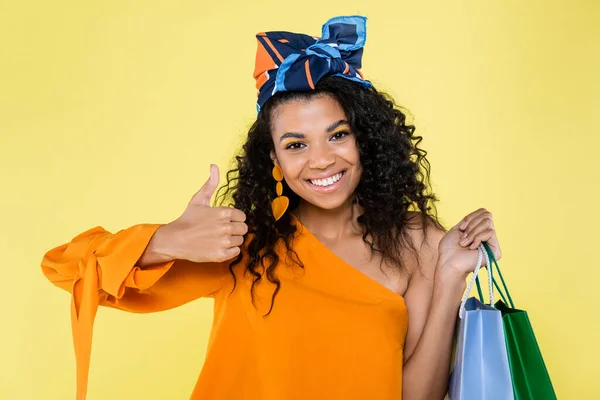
[{"left": 307, "top": 171, "right": 345, "bottom": 188}]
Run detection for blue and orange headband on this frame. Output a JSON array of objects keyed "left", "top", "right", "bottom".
[{"left": 253, "top": 15, "right": 372, "bottom": 114}]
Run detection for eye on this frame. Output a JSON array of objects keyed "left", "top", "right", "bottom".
[
  {"left": 285, "top": 142, "right": 306, "bottom": 150},
  {"left": 330, "top": 130, "right": 350, "bottom": 141}
]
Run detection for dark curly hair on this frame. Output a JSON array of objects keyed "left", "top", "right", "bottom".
[{"left": 215, "top": 75, "right": 444, "bottom": 315}]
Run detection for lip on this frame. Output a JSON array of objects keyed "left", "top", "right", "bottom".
[
  {"left": 305, "top": 170, "right": 347, "bottom": 193},
  {"left": 305, "top": 169, "right": 347, "bottom": 181}
]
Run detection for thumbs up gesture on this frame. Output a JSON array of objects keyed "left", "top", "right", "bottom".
[{"left": 159, "top": 164, "right": 248, "bottom": 263}]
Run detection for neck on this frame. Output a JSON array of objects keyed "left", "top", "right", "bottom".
[{"left": 292, "top": 197, "right": 364, "bottom": 242}]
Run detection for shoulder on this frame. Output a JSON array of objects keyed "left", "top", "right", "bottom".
[
  {"left": 404, "top": 211, "right": 446, "bottom": 246},
  {"left": 402, "top": 211, "right": 447, "bottom": 278}
]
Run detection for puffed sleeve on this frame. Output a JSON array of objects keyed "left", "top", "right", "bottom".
[{"left": 41, "top": 223, "right": 231, "bottom": 400}]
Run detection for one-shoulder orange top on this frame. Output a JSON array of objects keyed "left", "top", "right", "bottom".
[{"left": 41, "top": 220, "right": 409, "bottom": 399}]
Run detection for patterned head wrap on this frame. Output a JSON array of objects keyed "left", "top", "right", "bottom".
[{"left": 253, "top": 15, "right": 372, "bottom": 114}]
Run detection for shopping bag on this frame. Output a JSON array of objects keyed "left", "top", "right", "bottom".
[
  {"left": 448, "top": 245, "right": 514, "bottom": 400},
  {"left": 483, "top": 243, "right": 557, "bottom": 400}
]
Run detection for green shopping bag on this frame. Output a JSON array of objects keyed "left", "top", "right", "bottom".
[{"left": 482, "top": 242, "right": 557, "bottom": 400}]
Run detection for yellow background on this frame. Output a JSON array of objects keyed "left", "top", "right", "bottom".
[{"left": 2, "top": 1, "right": 598, "bottom": 399}]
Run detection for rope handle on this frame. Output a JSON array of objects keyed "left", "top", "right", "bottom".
[{"left": 459, "top": 245, "right": 493, "bottom": 319}]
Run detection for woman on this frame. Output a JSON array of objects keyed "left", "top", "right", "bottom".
[{"left": 42, "top": 16, "right": 502, "bottom": 400}]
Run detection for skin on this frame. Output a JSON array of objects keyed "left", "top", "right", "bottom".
[{"left": 140, "top": 94, "right": 503, "bottom": 400}]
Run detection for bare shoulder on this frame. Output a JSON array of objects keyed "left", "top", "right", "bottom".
[{"left": 403, "top": 211, "right": 447, "bottom": 278}]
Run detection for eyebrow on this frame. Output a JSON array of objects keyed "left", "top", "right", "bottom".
[{"left": 279, "top": 120, "right": 350, "bottom": 142}]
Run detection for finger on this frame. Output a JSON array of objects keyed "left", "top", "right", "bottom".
[
  {"left": 459, "top": 219, "right": 493, "bottom": 246},
  {"left": 230, "top": 222, "right": 248, "bottom": 236},
  {"left": 458, "top": 208, "right": 488, "bottom": 231},
  {"left": 459, "top": 208, "right": 491, "bottom": 231},
  {"left": 227, "top": 235, "right": 244, "bottom": 248},
  {"left": 459, "top": 213, "right": 494, "bottom": 241},
  {"left": 468, "top": 229, "right": 495, "bottom": 250},
  {"left": 190, "top": 164, "right": 220, "bottom": 206},
  {"left": 220, "top": 246, "right": 241, "bottom": 261},
  {"left": 229, "top": 208, "right": 247, "bottom": 222},
  {"left": 216, "top": 207, "right": 247, "bottom": 222}
]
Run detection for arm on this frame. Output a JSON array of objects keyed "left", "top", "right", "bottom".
[
  {"left": 402, "top": 259, "right": 465, "bottom": 399},
  {"left": 42, "top": 164, "right": 246, "bottom": 312},
  {"left": 40, "top": 164, "right": 247, "bottom": 399},
  {"left": 401, "top": 209, "right": 502, "bottom": 400},
  {"left": 401, "top": 224, "right": 460, "bottom": 400},
  {"left": 41, "top": 223, "right": 233, "bottom": 400},
  {"left": 41, "top": 223, "right": 230, "bottom": 313}
]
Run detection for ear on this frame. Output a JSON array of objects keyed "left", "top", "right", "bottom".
[{"left": 270, "top": 150, "right": 279, "bottom": 165}]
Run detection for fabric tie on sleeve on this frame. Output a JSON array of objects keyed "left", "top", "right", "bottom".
[
  {"left": 253, "top": 15, "right": 372, "bottom": 114},
  {"left": 41, "top": 224, "right": 179, "bottom": 400},
  {"left": 70, "top": 235, "right": 142, "bottom": 399},
  {"left": 70, "top": 237, "right": 102, "bottom": 400}
]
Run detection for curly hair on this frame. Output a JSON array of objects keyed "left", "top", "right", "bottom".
[{"left": 215, "top": 75, "right": 444, "bottom": 315}]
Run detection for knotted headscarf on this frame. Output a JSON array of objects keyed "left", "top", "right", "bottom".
[{"left": 253, "top": 15, "right": 372, "bottom": 113}]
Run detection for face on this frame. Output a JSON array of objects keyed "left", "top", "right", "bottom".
[{"left": 270, "top": 94, "right": 362, "bottom": 211}]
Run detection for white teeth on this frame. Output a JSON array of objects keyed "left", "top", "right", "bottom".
[{"left": 309, "top": 172, "right": 343, "bottom": 187}]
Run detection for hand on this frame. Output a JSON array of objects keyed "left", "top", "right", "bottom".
[
  {"left": 159, "top": 164, "right": 248, "bottom": 263},
  {"left": 437, "top": 208, "right": 502, "bottom": 279}
]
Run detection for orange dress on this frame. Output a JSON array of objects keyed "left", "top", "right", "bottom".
[{"left": 42, "top": 220, "right": 409, "bottom": 399}]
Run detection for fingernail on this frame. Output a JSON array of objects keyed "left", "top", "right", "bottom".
[{"left": 460, "top": 222, "right": 466, "bottom": 230}]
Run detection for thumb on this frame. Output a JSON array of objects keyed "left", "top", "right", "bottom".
[{"left": 190, "top": 164, "right": 220, "bottom": 206}]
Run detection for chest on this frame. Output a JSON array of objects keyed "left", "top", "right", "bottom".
[{"left": 319, "top": 235, "right": 411, "bottom": 297}]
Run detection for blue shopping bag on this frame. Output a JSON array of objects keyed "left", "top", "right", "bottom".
[{"left": 448, "top": 245, "right": 514, "bottom": 400}]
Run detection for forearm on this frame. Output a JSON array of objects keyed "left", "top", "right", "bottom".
[
  {"left": 403, "top": 267, "right": 466, "bottom": 400},
  {"left": 137, "top": 224, "right": 177, "bottom": 267}
]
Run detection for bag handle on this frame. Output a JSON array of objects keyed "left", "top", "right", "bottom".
[
  {"left": 482, "top": 242, "right": 515, "bottom": 308},
  {"left": 473, "top": 245, "right": 510, "bottom": 306},
  {"left": 458, "top": 244, "right": 494, "bottom": 319},
  {"left": 474, "top": 245, "right": 507, "bottom": 305},
  {"left": 475, "top": 270, "right": 509, "bottom": 305}
]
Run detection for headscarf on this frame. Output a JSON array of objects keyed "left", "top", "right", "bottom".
[{"left": 253, "top": 15, "right": 372, "bottom": 113}]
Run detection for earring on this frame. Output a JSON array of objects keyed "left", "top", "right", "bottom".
[{"left": 271, "top": 165, "right": 289, "bottom": 221}]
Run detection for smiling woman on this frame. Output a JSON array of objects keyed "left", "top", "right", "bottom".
[
  {"left": 215, "top": 74, "right": 446, "bottom": 315},
  {"left": 41, "top": 15, "right": 504, "bottom": 400}
]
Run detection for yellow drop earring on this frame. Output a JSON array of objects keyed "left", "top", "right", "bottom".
[{"left": 271, "top": 164, "right": 289, "bottom": 221}]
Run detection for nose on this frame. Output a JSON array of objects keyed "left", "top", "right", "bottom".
[{"left": 308, "top": 143, "right": 335, "bottom": 170}]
